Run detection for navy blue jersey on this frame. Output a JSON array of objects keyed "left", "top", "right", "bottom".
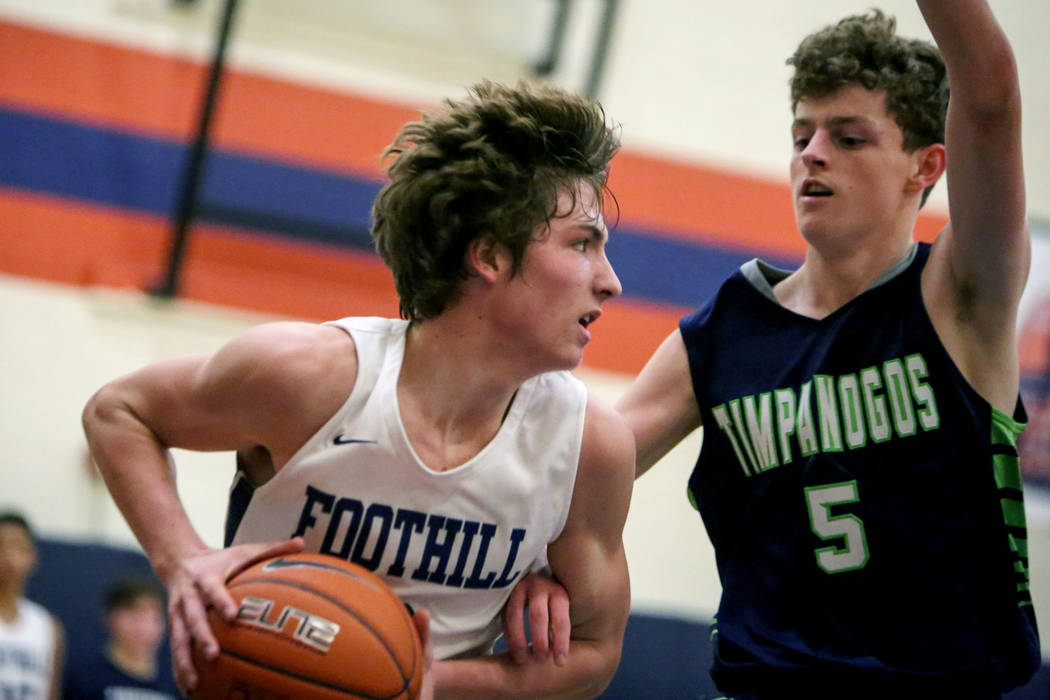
[
  {"left": 64, "top": 651, "right": 178, "bottom": 700},
  {"left": 680, "top": 243, "right": 1039, "bottom": 695}
]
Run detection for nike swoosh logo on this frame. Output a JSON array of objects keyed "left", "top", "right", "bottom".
[
  {"left": 333, "top": 434, "right": 378, "bottom": 446},
  {"left": 260, "top": 557, "right": 383, "bottom": 591}
]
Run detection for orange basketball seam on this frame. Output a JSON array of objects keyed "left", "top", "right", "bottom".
[
  {"left": 259, "top": 556, "right": 386, "bottom": 593},
  {"left": 217, "top": 646, "right": 410, "bottom": 700},
  {"left": 228, "top": 577, "right": 418, "bottom": 685}
]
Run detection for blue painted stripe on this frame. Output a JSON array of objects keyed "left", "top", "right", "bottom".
[
  {"left": 0, "top": 104, "right": 799, "bottom": 308},
  {"left": 0, "top": 103, "right": 182, "bottom": 214},
  {"left": 606, "top": 230, "right": 796, "bottom": 309}
]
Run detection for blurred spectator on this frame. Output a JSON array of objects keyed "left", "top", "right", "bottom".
[
  {"left": 65, "top": 576, "right": 177, "bottom": 699},
  {"left": 1019, "top": 296, "right": 1050, "bottom": 486},
  {"left": 0, "top": 510, "right": 64, "bottom": 699}
]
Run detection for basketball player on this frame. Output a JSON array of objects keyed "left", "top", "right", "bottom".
[
  {"left": 64, "top": 577, "right": 178, "bottom": 699},
  {"left": 510, "top": 1, "right": 1041, "bottom": 697},
  {"left": 0, "top": 511, "right": 64, "bottom": 700},
  {"left": 82, "top": 81, "right": 633, "bottom": 698}
]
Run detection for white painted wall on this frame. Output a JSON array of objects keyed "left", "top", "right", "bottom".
[
  {"left": 1, "top": 0, "right": 1048, "bottom": 644},
  {"left": 0, "top": 273, "right": 722, "bottom": 617},
  {"left": 0, "top": 0, "right": 1047, "bottom": 219},
  {"left": 3, "top": 264, "right": 1049, "bottom": 637}
]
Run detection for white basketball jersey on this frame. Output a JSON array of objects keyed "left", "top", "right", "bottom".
[
  {"left": 0, "top": 599, "right": 57, "bottom": 700},
  {"left": 228, "top": 317, "right": 587, "bottom": 659}
]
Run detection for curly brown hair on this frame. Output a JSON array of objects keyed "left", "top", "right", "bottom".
[
  {"left": 787, "top": 10, "right": 948, "bottom": 204},
  {"left": 371, "top": 80, "right": 620, "bottom": 321}
]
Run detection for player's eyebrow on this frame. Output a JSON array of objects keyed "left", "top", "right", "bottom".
[
  {"left": 579, "top": 224, "right": 608, "bottom": 243},
  {"left": 792, "top": 115, "right": 873, "bottom": 130}
]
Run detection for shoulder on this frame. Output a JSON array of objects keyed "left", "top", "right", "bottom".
[
  {"left": 578, "top": 396, "right": 635, "bottom": 494},
  {"left": 19, "top": 598, "right": 60, "bottom": 629},
  {"left": 556, "top": 394, "right": 634, "bottom": 542},
  {"left": 520, "top": 370, "right": 589, "bottom": 422},
  {"left": 207, "top": 322, "right": 360, "bottom": 450},
  {"left": 680, "top": 263, "right": 759, "bottom": 336},
  {"left": 226, "top": 321, "right": 354, "bottom": 362},
  {"left": 211, "top": 321, "right": 357, "bottom": 390}
]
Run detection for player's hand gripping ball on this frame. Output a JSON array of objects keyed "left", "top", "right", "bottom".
[{"left": 192, "top": 553, "right": 423, "bottom": 699}]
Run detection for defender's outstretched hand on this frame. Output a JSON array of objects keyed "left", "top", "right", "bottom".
[
  {"left": 412, "top": 608, "right": 435, "bottom": 700},
  {"left": 502, "top": 571, "right": 571, "bottom": 666}
]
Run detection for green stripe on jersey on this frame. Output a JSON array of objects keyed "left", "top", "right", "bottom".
[{"left": 990, "top": 406, "right": 1031, "bottom": 601}]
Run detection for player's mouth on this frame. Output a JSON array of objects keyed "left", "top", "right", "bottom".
[
  {"left": 800, "top": 179, "right": 834, "bottom": 199},
  {"left": 579, "top": 310, "right": 601, "bottom": 329}
]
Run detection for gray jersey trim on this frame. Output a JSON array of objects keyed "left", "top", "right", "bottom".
[{"left": 740, "top": 242, "right": 919, "bottom": 305}]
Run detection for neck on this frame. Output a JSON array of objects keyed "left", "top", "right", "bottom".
[
  {"left": 778, "top": 234, "right": 914, "bottom": 318},
  {"left": 397, "top": 316, "right": 524, "bottom": 471},
  {"left": 403, "top": 312, "right": 527, "bottom": 407},
  {"left": 0, "top": 592, "right": 19, "bottom": 624},
  {"left": 107, "top": 641, "right": 156, "bottom": 680}
]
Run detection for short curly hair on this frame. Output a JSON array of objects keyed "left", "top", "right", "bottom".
[
  {"left": 104, "top": 576, "right": 165, "bottom": 613},
  {"left": 787, "top": 10, "right": 948, "bottom": 204},
  {"left": 371, "top": 80, "right": 620, "bottom": 321}
]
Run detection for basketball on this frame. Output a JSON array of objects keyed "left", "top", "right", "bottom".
[{"left": 191, "top": 553, "right": 423, "bottom": 699}]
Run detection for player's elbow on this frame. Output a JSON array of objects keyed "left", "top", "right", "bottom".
[
  {"left": 82, "top": 383, "right": 119, "bottom": 437},
  {"left": 568, "top": 608, "right": 628, "bottom": 698},
  {"left": 593, "top": 644, "right": 624, "bottom": 697},
  {"left": 81, "top": 381, "right": 137, "bottom": 450},
  {"left": 82, "top": 385, "right": 108, "bottom": 438},
  {"left": 960, "top": 50, "right": 1021, "bottom": 118},
  {"left": 575, "top": 638, "right": 624, "bottom": 699}
]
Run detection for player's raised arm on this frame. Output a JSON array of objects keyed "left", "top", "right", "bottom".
[
  {"left": 617, "top": 328, "right": 701, "bottom": 477},
  {"left": 919, "top": 0, "right": 1029, "bottom": 407}
]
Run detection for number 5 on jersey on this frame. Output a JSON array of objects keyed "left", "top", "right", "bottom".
[{"left": 805, "top": 481, "right": 869, "bottom": 573}]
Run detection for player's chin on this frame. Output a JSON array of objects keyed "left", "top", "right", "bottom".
[
  {"left": 540, "top": 351, "right": 583, "bottom": 375},
  {"left": 559, "top": 348, "right": 586, "bottom": 372}
]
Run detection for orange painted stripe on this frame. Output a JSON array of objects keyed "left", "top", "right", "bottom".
[
  {"left": 609, "top": 153, "right": 803, "bottom": 255},
  {"left": 0, "top": 20, "right": 418, "bottom": 177},
  {"left": 1019, "top": 306, "right": 1050, "bottom": 374},
  {"left": 0, "top": 187, "right": 673, "bottom": 375},
  {"left": 0, "top": 22, "right": 202, "bottom": 140},
  {"left": 0, "top": 188, "right": 399, "bottom": 319},
  {"left": 176, "top": 230, "right": 402, "bottom": 322},
  {"left": 0, "top": 189, "right": 167, "bottom": 289},
  {"left": 608, "top": 151, "right": 947, "bottom": 253},
  {"left": 0, "top": 19, "right": 947, "bottom": 255},
  {"left": 583, "top": 298, "right": 686, "bottom": 375}
]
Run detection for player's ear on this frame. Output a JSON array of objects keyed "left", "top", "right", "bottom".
[
  {"left": 907, "top": 142, "right": 946, "bottom": 195},
  {"left": 467, "top": 235, "right": 507, "bottom": 283}
]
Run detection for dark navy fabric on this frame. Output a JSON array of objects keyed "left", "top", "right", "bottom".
[
  {"left": 680, "top": 243, "right": 1040, "bottom": 694},
  {"left": 23, "top": 538, "right": 1050, "bottom": 699},
  {"left": 64, "top": 651, "right": 178, "bottom": 700}
]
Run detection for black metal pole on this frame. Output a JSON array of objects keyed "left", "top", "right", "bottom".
[
  {"left": 534, "top": 0, "right": 571, "bottom": 76},
  {"left": 152, "top": 0, "right": 240, "bottom": 298},
  {"left": 585, "top": 0, "right": 619, "bottom": 99}
]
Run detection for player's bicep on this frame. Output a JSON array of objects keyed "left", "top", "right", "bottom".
[
  {"left": 547, "top": 533, "right": 629, "bottom": 645},
  {"left": 84, "top": 352, "right": 232, "bottom": 453},
  {"left": 89, "top": 323, "right": 320, "bottom": 453},
  {"left": 136, "top": 346, "right": 270, "bottom": 451},
  {"left": 930, "top": 8, "right": 1028, "bottom": 314},
  {"left": 548, "top": 398, "right": 633, "bottom": 642}
]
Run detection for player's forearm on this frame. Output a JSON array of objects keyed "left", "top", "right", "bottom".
[
  {"left": 916, "top": 1, "right": 1018, "bottom": 106},
  {"left": 82, "top": 387, "right": 208, "bottom": 580},
  {"left": 433, "top": 638, "right": 620, "bottom": 700}
]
